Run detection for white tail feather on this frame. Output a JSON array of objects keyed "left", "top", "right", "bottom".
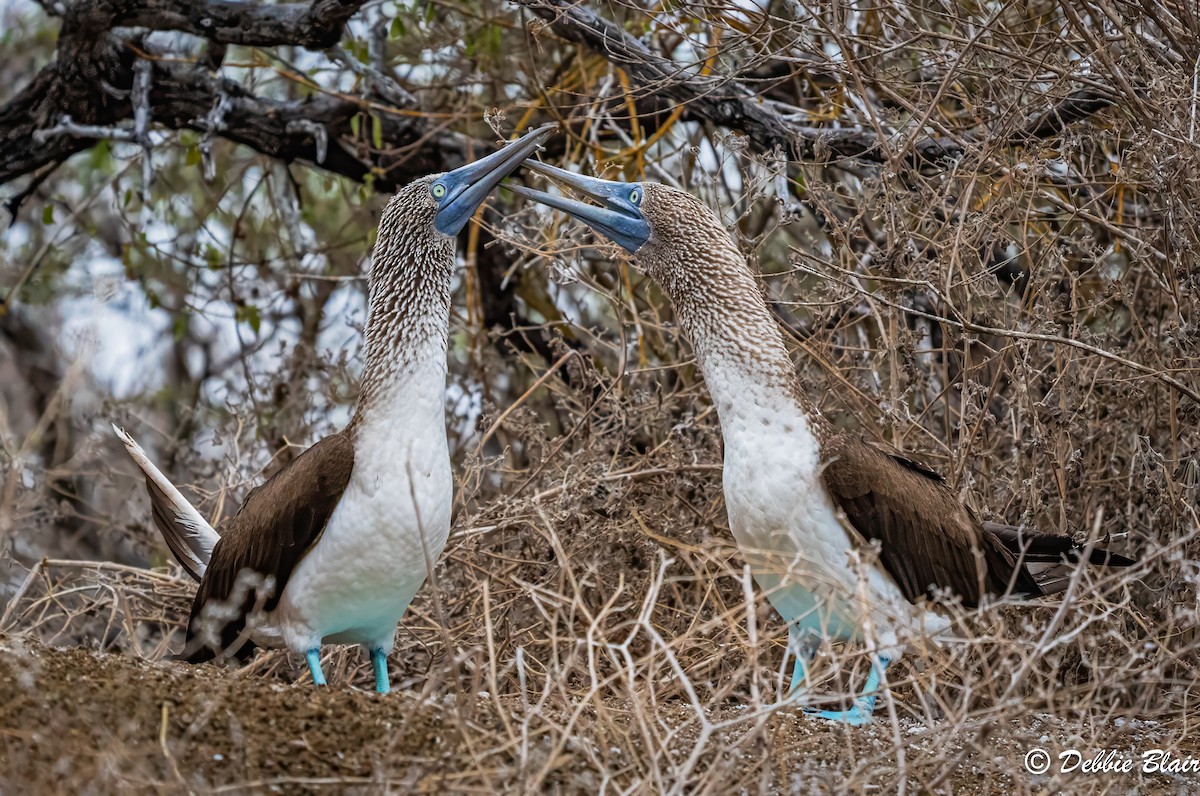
[{"left": 112, "top": 423, "right": 219, "bottom": 580}]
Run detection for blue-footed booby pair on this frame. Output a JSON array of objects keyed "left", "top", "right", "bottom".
[
  {"left": 114, "top": 124, "right": 555, "bottom": 694},
  {"left": 510, "top": 162, "right": 1135, "bottom": 724}
]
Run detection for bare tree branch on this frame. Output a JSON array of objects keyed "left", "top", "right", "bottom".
[
  {"left": 148, "top": 62, "right": 464, "bottom": 190},
  {"left": 515, "top": 0, "right": 1116, "bottom": 169},
  {"left": 0, "top": 0, "right": 472, "bottom": 199},
  {"left": 1016, "top": 88, "right": 1116, "bottom": 141},
  {"left": 0, "top": 40, "right": 471, "bottom": 216},
  {"left": 106, "top": 0, "right": 367, "bottom": 49},
  {"left": 0, "top": 21, "right": 135, "bottom": 194},
  {"left": 515, "top": 0, "right": 963, "bottom": 168}
]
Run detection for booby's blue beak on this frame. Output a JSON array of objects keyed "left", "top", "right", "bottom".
[
  {"left": 433, "top": 123, "right": 557, "bottom": 236},
  {"left": 507, "top": 161, "right": 651, "bottom": 253}
]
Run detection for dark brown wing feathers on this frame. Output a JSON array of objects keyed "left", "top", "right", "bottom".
[
  {"left": 982, "top": 521, "right": 1135, "bottom": 567},
  {"left": 981, "top": 520, "right": 1135, "bottom": 596},
  {"left": 184, "top": 433, "right": 355, "bottom": 662},
  {"left": 821, "top": 434, "right": 1131, "bottom": 608}
]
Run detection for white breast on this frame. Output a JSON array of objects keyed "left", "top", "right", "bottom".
[
  {"left": 711, "top": 369, "right": 923, "bottom": 646},
  {"left": 275, "top": 387, "right": 453, "bottom": 654}
]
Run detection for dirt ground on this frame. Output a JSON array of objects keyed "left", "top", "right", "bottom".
[
  {"left": 1, "top": 634, "right": 1195, "bottom": 794},
  {"left": 1, "top": 369, "right": 1194, "bottom": 794}
]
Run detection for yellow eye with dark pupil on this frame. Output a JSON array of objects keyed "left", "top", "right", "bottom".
[
  {"left": 629, "top": 189, "right": 640, "bottom": 204},
  {"left": 432, "top": 183, "right": 446, "bottom": 199}
]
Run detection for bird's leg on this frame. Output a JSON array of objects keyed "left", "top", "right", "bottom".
[
  {"left": 784, "top": 625, "right": 820, "bottom": 699},
  {"left": 803, "top": 655, "right": 890, "bottom": 726},
  {"left": 306, "top": 648, "right": 327, "bottom": 687},
  {"left": 370, "top": 647, "right": 391, "bottom": 694}
]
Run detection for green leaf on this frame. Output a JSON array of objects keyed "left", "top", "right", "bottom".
[
  {"left": 488, "top": 24, "right": 503, "bottom": 59},
  {"left": 90, "top": 140, "right": 112, "bottom": 170},
  {"left": 350, "top": 113, "right": 361, "bottom": 139},
  {"left": 186, "top": 145, "right": 202, "bottom": 167},
  {"left": 371, "top": 114, "right": 383, "bottom": 149},
  {"left": 235, "top": 303, "right": 262, "bottom": 335},
  {"left": 203, "top": 244, "right": 222, "bottom": 269},
  {"left": 42, "top": 205, "right": 53, "bottom": 225},
  {"left": 389, "top": 15, "right": 406, "bottom": 38},
  {"left": 466, "top": 24, "right": 504, "bottom": 62},
  {"left": 358, "top": 172, "right": 377, "bottom": 201}
]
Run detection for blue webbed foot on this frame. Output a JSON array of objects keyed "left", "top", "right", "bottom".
[
  {"left": 306, "top": 648, "right": 327, "bottom": 687},
  {"left": 802, "top": 697, "right": 878, "bottom": 726},
  {"left": 370, "top": 648, "right": 390, "bottom": 694},
  {"left": 801, "top": 655, "right": 890, "bottom": 726}
]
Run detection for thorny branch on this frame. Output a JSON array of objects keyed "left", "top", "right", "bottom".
[
  {"left": 513, "top": 0, "right": 1116, "bottom": 168},
  {"left": 803, "top": 260, "right": 1200, "bottom": 406},
  {"left": 2, "top": 0, "right": 1123, "bottom": 212}
]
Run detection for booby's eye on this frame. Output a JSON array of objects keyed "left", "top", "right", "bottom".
[
  {"left": 629, "top": 188, "right": 641, "bottom": 205},
  {"left": 431, "top": 183, "right": 447, "bottom": 199}
]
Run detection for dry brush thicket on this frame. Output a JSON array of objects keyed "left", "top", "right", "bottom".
[{"left": 1, "top": 0, "right": 1198, "bottom": 791}]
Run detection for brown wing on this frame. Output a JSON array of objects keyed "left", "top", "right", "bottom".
[
  {"left": 981, "top": 520, "right": 1135, "bottom": 595},
  {"left": 183, "top": 433, "right": 355, "bottom": 662},
  {"left": 821, "top": 434, "right": 1029, "bottom": 607}
]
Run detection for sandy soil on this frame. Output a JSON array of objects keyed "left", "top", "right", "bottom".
[{"left": 1, "top": 635, "right": 1195, "bottom": 794}]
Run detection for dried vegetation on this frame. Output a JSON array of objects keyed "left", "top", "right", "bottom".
[{"left": 1, "top": 0, "right": 1199, "bottom": 792}]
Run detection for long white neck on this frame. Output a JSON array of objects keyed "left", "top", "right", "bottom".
[
  {"left": 637, "top": 222, "right": 829, "bottom": 455},
  {"left": 634, "top": 191, "right": 847, "bottom": 597},
  {"left": 349, "top": 204, "right": 455, "bottom": 440}
]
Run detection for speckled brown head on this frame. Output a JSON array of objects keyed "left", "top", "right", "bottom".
[
  {"left": 510, "top": 164, "right": 823, "bottom": 432},
  {"left": 511, "top": 164, "right": 755, "bottom": 314},
  {"left": 350, "top": 124, "right": 557, "bottom": 427},
  {"left": 368, "top": 123, "right": 558, "bottom": 313}
]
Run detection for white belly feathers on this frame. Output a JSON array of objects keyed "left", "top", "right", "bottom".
[
  {"left": 277, "top": 406, "right": 453, "bottom": 653},
  {"left": 717, "top": 396, "right": 922, "bottom": 645}
]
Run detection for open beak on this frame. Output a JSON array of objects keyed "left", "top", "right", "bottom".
[
  {"left": 435, "top": 123, "right": 557, "bottom": 236},
  {"left": 507, "top": 161, "right": 651, "bottom": 253}
]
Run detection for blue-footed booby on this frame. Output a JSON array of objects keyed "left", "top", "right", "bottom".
[
  {"left": 113, "top": 124, "right": 556, "bottom": 694},
  {"left": 510, "top": 162, "right": 1134, "bottom": 724}
]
